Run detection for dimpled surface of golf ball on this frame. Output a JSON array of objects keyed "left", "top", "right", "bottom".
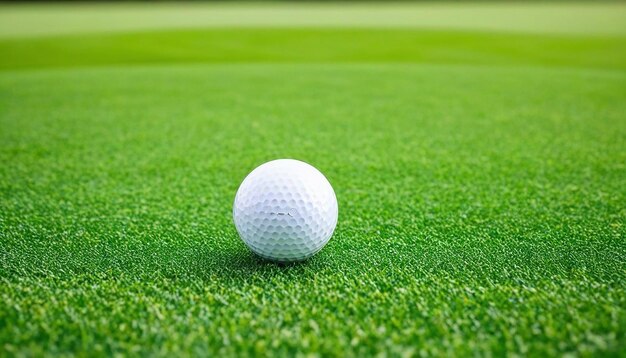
[{"left": 233, "top": 159, "right": 338, "bottom": 262}]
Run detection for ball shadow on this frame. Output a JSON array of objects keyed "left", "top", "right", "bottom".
[{"left": 194, "top": 242, "right": 322, "bottom": 281}]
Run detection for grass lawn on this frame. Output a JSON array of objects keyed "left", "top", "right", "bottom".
[{"left": 1, "top": 2, "right": 625, "bottom": 356}]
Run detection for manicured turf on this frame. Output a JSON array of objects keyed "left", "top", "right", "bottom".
[
  {"left": 1, "top": 3, "right": 625, "bottom": 357},
  {"left": 2, "top": 2, "right": 625, "bottom": 37},
  {"left": 2, "top": 28, "right": 626, "bottom": 70}
]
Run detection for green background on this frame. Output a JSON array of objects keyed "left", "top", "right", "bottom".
[{"left": 1, "top": 2, "right": 625, "bottom": 356}]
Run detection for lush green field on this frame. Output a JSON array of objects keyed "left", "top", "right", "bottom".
[{"left": 1, "top": 3, "right": 625, "bottom": 356}]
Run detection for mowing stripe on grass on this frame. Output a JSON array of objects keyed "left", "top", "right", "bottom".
[{"left": 1, "top": 28, "right": 625, "bottom": 70}]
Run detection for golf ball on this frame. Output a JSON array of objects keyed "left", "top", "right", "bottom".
[{"left": 233, "top": 159, "right": 338, "bottom": 262}]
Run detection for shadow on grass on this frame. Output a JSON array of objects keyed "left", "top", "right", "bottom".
[{"left": 199, "top": 244, "right": 323, "bottom": 280}]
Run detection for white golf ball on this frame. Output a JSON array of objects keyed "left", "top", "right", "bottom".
[{"left": 233, "top": 159, "right": 338, "bottom": 262}]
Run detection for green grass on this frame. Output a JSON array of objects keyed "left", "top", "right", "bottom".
[
  {"left": 1, "top": 3, "right": 625, "bottom": 357},
  {"left": 2, "top": 29, "right": 626, "bottom": 70},
  {"left": 2, "top": 2, "right": 625, "bottom": 37}
]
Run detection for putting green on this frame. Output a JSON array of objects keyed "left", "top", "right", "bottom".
[{"left": 1, "top": 3, "right": 625, "bottom": 356}]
